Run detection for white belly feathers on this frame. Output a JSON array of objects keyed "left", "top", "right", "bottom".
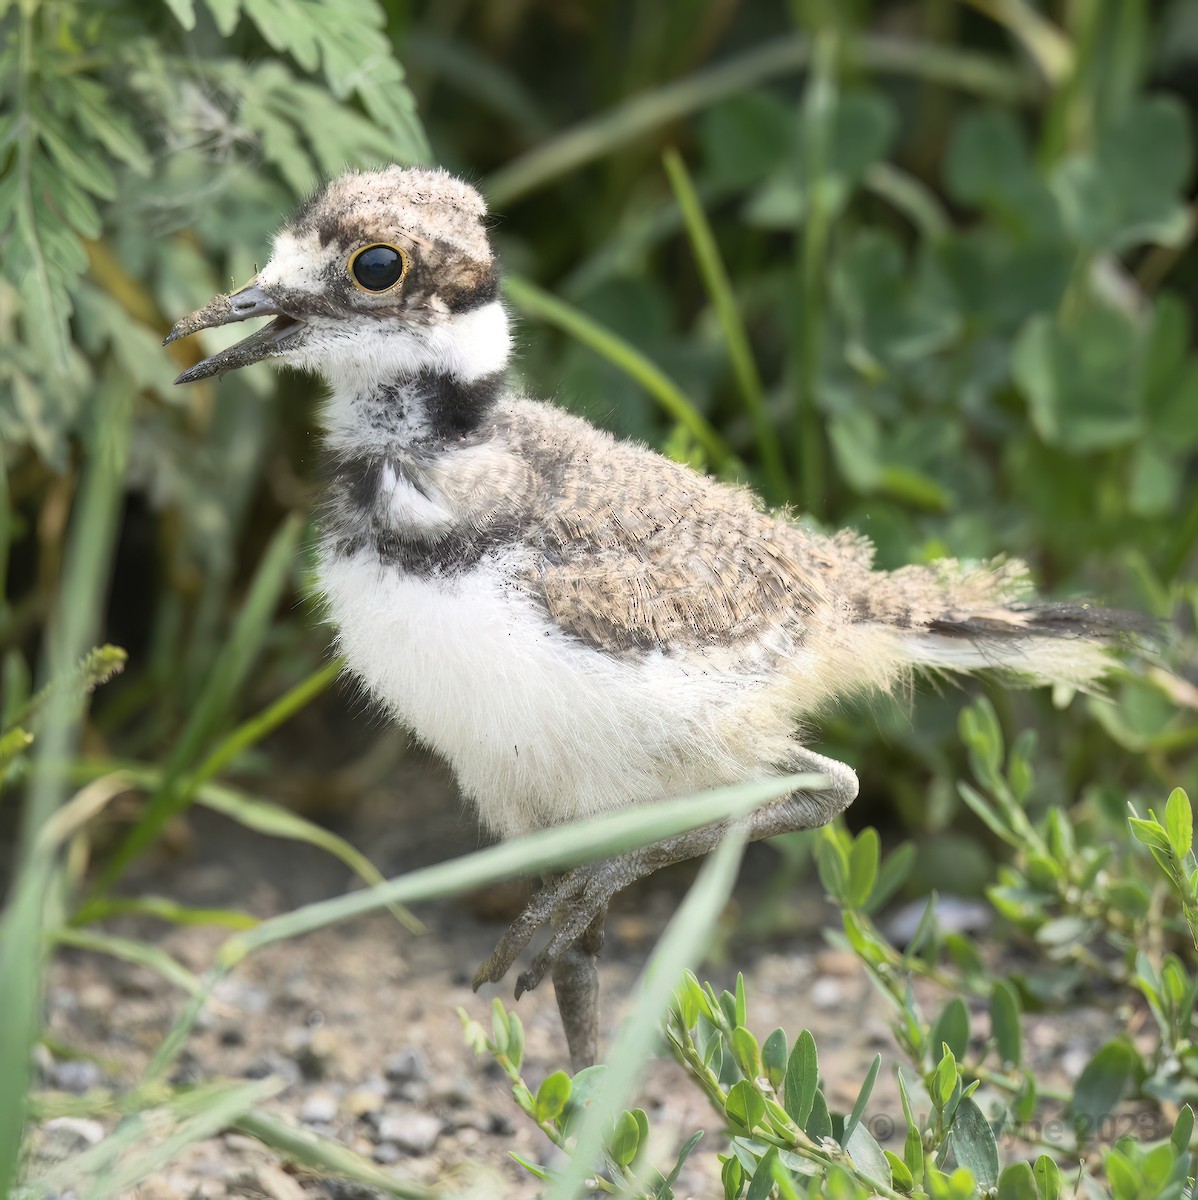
[{"left": 317, "top": 544, "right": 792, "bottom": 838}]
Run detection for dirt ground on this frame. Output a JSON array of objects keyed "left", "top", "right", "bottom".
[{"left": 30, "top": 743, "right": 1137, "bottom": 1199}]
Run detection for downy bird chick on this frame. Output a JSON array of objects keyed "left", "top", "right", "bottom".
[{"left": 166, "top": 166, "right": 1133, "bottom": 1068}]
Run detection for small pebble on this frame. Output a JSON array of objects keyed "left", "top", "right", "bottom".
[
  {"left": 810, "top": 977, "right": 844, "bottom": 1010},
  {"left": 377, "top": 1111, "right": 444, "bottom": 1154},
  {"left": 300, "top": 1091, "right": 338, "bottom": 1124},
  {"left": 384, "top": 1047, "right": 428, "bottom": 1082},
  {"left": 41, "top": 1117, "right": 105, "bottom": 1148},
  {"left": 373, "top": 1141, "right": 401, "bottom": 1164},
  {"left": 51, "top": 1060, "right": 101, "bottom": 1093},
  {"left": 348, "top": 1087, "right": 385, "bottom": 1117}
]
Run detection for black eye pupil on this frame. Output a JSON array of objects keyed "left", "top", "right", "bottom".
[{"left": 352, "top": 245, "right": 404, "bottom": 291}]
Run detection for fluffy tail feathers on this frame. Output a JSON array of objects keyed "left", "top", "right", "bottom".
[{"left": 858, "top": 557, "right": 1146, "bottom": 691}]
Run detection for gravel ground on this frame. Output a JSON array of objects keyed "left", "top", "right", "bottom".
[{"left": 27, "top": 751, "right": 1141, "bottom": 1198}]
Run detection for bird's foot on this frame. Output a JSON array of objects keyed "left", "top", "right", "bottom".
[{"left": 471, "top": 854, "right": 638, "bottom": 997}]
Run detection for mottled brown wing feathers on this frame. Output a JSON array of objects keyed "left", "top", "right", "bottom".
[{"left": 505, "top": 406, "right": 828, "bottom": 653}]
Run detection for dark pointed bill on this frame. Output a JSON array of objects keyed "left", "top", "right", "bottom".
[{"left": 164, "top": 284, "right": 307, "bottom": 384}]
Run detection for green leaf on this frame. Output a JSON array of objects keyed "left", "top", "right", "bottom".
[
  {"left": 1166, "top": 788, "right": 1193, "bottom": 860},
  {"left": 1171, "top": 1105, "right": 1194, "bottom": 1155},
  {"left": 535, "top": 1071, "right": 571, "bottom": 1124},
  {"left": 1070, "top": 1039, "right": 1139, "bottom": 1143},
  {"left": 782, "top": 1029, "right": 818, "bottom": 1126},
  {"left": 734, "top": 971, "right": 748, "bottom": 1028},
  {"left": 725, "top": 1081, "right": 765, "bottom": 1132},
  {"left": 744, "top": 1145, "right": 779, "bottom": 1200},
  {"left": 885, "top": 1149, "right": 914, "bottom": 1192},
  {"left": 816, "top": 832, "right": 850, "bottom": 903},
  {"left": 731, "top": 1026, "right": 762, "bottom": 1081},
  {"left": 700, "top": 92, "right": 792, "bottom": 187},
  {"left": 610, "top": 1109, "right": 640, "bottom": 1167},
  {"left": 1032, "top": 1154, "right": 1061, "bottom": 1200},
  {"left": 162, "top": 0, "right": 197, "bottom": 28},
  {"left": 1013, "top": 306, "right": 1143, "bottom": 453},
  {"left": 844, "top": 1119, "right": 890, "bottom": 1186},
  {"left": 661, "top": 1130, "right": 703, "bottom": 1193},
  {"left": 1129, "top": 814, "right": 1172, "bottom": 852},
  {"left": 847, "top": 828, "right": 881, "bottom": 909},
  {"left": 945, "top": 109, "right": 1061, "bottom": 240},
  {"left": 490, "top": 1000, "right": 510, "bottom": 1055},
  {"left": 996, "top": 1161, "right": 1039, "bottom": 1200},
  {"left": 867, "top": 841, "right": 916, "bottom": 913},
  {"left": 805, "top": 1089, "right": 832, "bottom": 1141},
  {"left": 721, "top": 1153, "right": 744, "bottom": 1200},
  {"left": 1053, "top": 96, "right": 1194, "bottom": 253},
  {"left": 509, "top": 1152, "right": 553, "bottom": 1182},
  {"left": 761, "top": 1028, "right": 787, "bottom": 1090},
  {"left": 507, "top": 1012, "right": 525, "bottom": 1073},
  {"left": 1104, "top": 1147, "right": 1142, "bottom": 1199},
  {"left": 842, "top": 1054, "right": 881, "bottom": 1146},
  {"left": 934, "top": 1047, "right": 958, "bottom": 1109},
  {"left": 932, "top": 997, "right": 970, "bottom": 1062},
  {"left": 989, "top": 980, "right": 1022, "bottom": 1067},
  {"left": 950, "top": 1096, "right": 999, "bottom": 1188}
]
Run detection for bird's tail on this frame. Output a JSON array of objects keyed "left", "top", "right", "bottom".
[{"left": 850, "top": 554, "right": 1145, "bottom": 691}]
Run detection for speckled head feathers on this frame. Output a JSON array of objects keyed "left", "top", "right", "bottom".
[
  {"left": 288, "top": 166, "right": 493, "bottom": 264},
  {"left": 165, "top": 166, "right": 509, "bottom": 387}
]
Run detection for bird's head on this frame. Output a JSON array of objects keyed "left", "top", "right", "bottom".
[{"left": 164, "top": 166, "right": 508, "bottom": 391}]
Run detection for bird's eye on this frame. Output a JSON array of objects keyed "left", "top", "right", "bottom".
[{"left": 348, "top": 243, "right": 408, "bottom": 293}]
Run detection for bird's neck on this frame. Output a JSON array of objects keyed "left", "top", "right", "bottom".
[{"left": 319, "top": 300, "right": 512, "bottom": 454}]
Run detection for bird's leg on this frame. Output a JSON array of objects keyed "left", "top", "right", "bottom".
[
  {"left": 550, "top": 904, "right": 607, "bottom": 1071},
  {"left": 472, "top": 749, "right": 858, "bottom": 1004}
]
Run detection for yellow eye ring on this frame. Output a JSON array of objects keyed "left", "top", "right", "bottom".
[{"left": 348, "top": 243, "right": 409, "bottom": 293}]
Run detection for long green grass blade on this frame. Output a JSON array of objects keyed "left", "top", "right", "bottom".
[
  {"left": 487, "top": 35, "right": 1033, "bottom": 206},
  {"left": 142, "top": 772, "right": 826, "bottom": 1083},
  {"left": 663, "top": 147, "right": 788, "bottom": 502},
  {"left": 96, "top": 515, "right": 302, "bottom": 890},
  {"left": 193, "top": 780, "right": 424, "bottom": 933},
  {"left": 187, "top": 656, "right": 345, "bottom": 791},
  {"left": 27, "top": 1078, "right": 284, "bottom": 1198},
  {"left": 0, "top": 367, "right": 133, "bottom": 1195},
  {"left": 69, "top": 895, "right": 258, "bottom": 931},
  {"left": 548, "top": 827, "right": 749, "bottom": 1199},
  {"left": 235, "top": 1110, "right": 435, "bottom": 1199},
  {"left": 504, "top": 273, "right": 735, "bottom": 472},
  {"left": 52, "top": 928, "right": 204, "bottom": 996},
  {"left": 221, "top": 772, "right": 822, "bottom": 964}
]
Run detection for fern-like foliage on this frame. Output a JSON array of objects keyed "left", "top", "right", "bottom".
[{"left": 0, "top": 0, "right": 427, "bottom": 466}]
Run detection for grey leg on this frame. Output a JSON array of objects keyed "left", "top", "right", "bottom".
[
  {"left": 473, "top": 750, "right": 858, "bottom": 1020},
  {"left": 551, "top": 905, "right": 606, "bottom": 1071}
]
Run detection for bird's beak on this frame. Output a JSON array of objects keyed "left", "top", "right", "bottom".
[{"left": 163, "top": 283, "right": 307, "bottom": 384}]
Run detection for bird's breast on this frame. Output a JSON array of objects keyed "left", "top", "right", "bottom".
[{"left": 314, "top": 544, "right": 792, "bottom": 838}]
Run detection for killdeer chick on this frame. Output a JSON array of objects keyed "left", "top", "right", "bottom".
[{"left": 166, "top": 165, "right": 1132, "bottom": 1069}]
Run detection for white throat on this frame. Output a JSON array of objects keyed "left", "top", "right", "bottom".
[{"left": 312, "top": 301, "right": 512, "bottom": 449}]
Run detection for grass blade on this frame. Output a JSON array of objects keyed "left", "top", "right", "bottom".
[
  {"left": 52, "top": 928, "right": 204, "bottom": 996},
  {"left": 504, "top": 273, "right": 736, "bottom": 472},
  {"left": 235, "top": 1110, "right": 435, "bottom": 1199},
  {"left": 0, "top": 367, "right": 132, "bottom": 1194},
  {"left": 28, "top": 1078, "right": 284, "bottom": 1197},
  {"left": 663, "top": 148, "right": 789, "bottom": 503},
  {"left": 548, "top": 827, "right": 749, "bottom": 1198},
  {"left": 487, "top": 35, "right": 1033, "bottom": 207},
  {"left": 96, "top": 515, "right": 303, "bottom": 890},
  {"left": 186, "top": 656, "right": 345, "bottom": 791},
  {"left": 143, "top": 773, "right": 827, "bottom": 1083},
  {"left": 221, "top": 772, "right": 822, "bottom": 963}
]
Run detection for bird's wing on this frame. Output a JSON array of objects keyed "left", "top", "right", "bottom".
[{"left": 505, "top": 403, "right": 832, "bottom": 654}]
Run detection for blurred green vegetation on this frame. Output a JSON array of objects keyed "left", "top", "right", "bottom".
[{"left": 3, "top": 0, "right": 1198, "bottom": 1193}]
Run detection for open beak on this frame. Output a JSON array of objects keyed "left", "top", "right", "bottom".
[{"left": 163, "top": 284, "right": 307, "bottom": 384}]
